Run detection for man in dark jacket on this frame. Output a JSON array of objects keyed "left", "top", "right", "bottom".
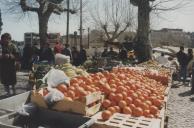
[
  {"left": 39, "top": 43, "right": 54, "bottom": 64},
  {"left": 61, "top": 43, "right": 72, "bottom": 59},
  {"left": 101, "top": 47, "right": 108, "bottom": 58},
  {"left": 119, "top": 45, "right": 128, "bottom": 61},
  {"left": 176, "top": 46, "right": 187, "bottom": 83},
  {"left": 79, "top": 45, "right": 87, "bottom": 65}
]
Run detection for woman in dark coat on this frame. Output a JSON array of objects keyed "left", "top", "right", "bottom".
[{"left": 0, "top": 33, "right": 19, "bottom": 95}]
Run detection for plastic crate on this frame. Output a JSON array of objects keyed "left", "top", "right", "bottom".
[{"left": 92, "top": 113, "right": 161, "bottom": 128}]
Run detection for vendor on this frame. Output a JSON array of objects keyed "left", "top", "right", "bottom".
[{"left": 156, "top": 53, "right": 168, "bottom": 65}]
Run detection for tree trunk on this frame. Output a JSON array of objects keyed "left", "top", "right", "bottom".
[
  {"left": 135, "top": 0, "right": 152, "bottom": 63},
  {"left": 38, "top": 13, "right": 50, "bottom": 47}
]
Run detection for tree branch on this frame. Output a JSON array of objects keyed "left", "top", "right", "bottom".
[
  {"left": 113, "top": 23, "right": 130, "bottom": 40},
  {"left": 20, "top": 0, "right": 38, "bottom": 12},
  {"left": 102, "top": 24, "right": 111, "bottom": 41}
]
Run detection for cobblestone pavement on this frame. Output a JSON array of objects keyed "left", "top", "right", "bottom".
[{"left": 167, "top": 81, "right": 194, "bottom": 128}]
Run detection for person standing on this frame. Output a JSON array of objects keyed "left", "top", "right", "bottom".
[
  {"left": 61, "top": 43, "right": 72, "bottom": 60},
  {"left": 39, "top": 43, "right": 54, "bottom": 64},
  {"left": 79, "top": 45, "right": 87, "bottom": 65},
  {"left": 119, "top": 45, "right": 128, "bottom": 62},
  {"left": 0, "top": 33, "right": 19, "bottom": 96},
  {"left": 71, "top": 47, "right": 79, "bottom": 66},
  {"left": 176, "top": 46, "right": 188, "bottom": 83},
  {"left": 22, "top": 44, "right": 33, "bottom": 70},
  {"left": 107, "top": 47, "right": 118, "bottom": 59},
  {"left": 54, "top": 41, "right": 63, "bottom": 54},
  {"left": 101, "top": 47, "right": 108, "bottom": 58},
  {"left": 187, "top": 48, "right": 193, "bottom": 65},
  {"left": 156, "top": 53, "right": 168, "bottom": 65}
]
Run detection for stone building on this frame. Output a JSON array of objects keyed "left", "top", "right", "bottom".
[{"left": 150, "top": 28, "right": 193, "bottom": 48}]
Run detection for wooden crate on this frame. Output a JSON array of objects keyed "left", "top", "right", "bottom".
[
  {"left": 52, "top": 92, "right": 103, "bottom": 116},
  {"left": 30, "top": 89, "right": 103, "bottom": 116},
  {"left": 91, "top": 113, "right": 161, "bottom": 128}
]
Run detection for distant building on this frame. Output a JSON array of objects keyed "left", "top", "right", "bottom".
[
  {"left": 24, "top": 32, "right": 61, "bottom": 48},
  {"left": 151, "top": 28, "right": 192, "bottom": 48}
]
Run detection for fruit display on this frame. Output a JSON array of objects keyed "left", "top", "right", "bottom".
[
  {"left": 55, "top": 63, "right": 89, "bottom": 78},
  {"left": 96, "top": 67, "right": 166, "bottom": 120},
  {"left": 32, "top": 66, "right": 170, "bottom": 121},
  {"left": 138, "top": 60, "right": 171, "bottom": 74}
]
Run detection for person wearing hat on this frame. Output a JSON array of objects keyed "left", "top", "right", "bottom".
[{"left": 0, "top": 33, "right": 19, "bottom": 96}]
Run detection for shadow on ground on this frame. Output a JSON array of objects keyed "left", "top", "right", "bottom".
[{"left": 179, "top": 89, "right": 193, "bottom": 97}]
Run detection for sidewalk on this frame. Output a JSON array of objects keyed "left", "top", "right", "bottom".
[{"left": 167, "top": 81, "right": 194, "bottom": 128}]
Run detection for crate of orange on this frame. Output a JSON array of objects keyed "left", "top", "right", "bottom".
[{"left": 30, "top": 84, "right": 104, "bottom": 116}]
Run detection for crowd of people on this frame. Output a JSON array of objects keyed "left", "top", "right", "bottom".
[
  {"left": 1, "top": 32, "right": 194, "bottom": 96},
  {"left": 154, "top": 46, "right": 194, "bottom": 86},
  {"left": 176, "top": 46, "right": 193, "bottom": 84},
  {"left": 22, "top": 41, "right": 88, "bottom": 69},
  {"left": 0, "top": 33, "right": 88, "bottom": 96},
  {"left": 96, "top": 45, "right": 129, "bottom": 62}
]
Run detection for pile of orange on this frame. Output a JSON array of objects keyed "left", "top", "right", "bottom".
[{"left": 43, "top": 67, "right": 168, "bottom": 120}]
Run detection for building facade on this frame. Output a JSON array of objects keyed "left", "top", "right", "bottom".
[{"left": 151, "top": 28, "right": 193, "bottom": 48}]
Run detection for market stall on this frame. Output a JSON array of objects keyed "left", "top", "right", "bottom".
[{"left": 0, "top": 60, "right": 172, "bottom": 128}]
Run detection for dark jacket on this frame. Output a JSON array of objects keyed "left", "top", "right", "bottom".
[
  {"left": 62, "top": 48, "right": 72, "bottom": 59},
  {"left": 119, "top": 49, "right": 128, "bottom": 60},
  {"left": 39, "top": 48, "right": 54, "bottom": 64},
  {"left": 176, "top": 51, "right": 187, "bottom": 66},
  {"left": 0, "top": 42, "right": 18, "bottom": 85},
  {"left": 79, "top": 49, "right": 87, "bottom": 65},
  {"left": 72, "top": 50, "right": 79, "bottom": 66}
]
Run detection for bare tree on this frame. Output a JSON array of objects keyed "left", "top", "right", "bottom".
[
  {"left": 90, "top": 0, "right": 134, "bottom": 45},
  {"left": 0, "top": 0, "right": 77, "bottom": 46},
  {"left": 130, "top": 0, "right": 191, "bottom": 62}
]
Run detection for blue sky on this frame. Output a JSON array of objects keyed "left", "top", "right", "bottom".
[{"left": 1, "top": 0, "right": 194, "bottom": 41}]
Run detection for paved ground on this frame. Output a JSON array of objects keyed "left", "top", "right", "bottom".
[
  {"left": 167, "top": 81, "right": 194, "bottom": 128},
  {"left": 0, "top": 72, "right": 30, "bottom": 100}
]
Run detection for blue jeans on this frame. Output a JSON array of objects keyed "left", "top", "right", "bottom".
[{"left": 180, "top": 65, "right": 187, "bottom": 83}]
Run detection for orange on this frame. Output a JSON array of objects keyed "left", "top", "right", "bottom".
[
  {"left": 150, "top": 105, "right": 159, "bottom": 115},
  {"left": 107, "top": 107, "right": 117, "bottom": 114},
  {"left": 56, "top": 84, "right": 67, "bottom": 93},
  {"left": 153, "top": 99, "right": 163, "bottom": 108},
  {"left": 118, "top": 100, "right": 127, "bottom": 109},
  {"left": 125, "top": 97, "right": 133, "bottom": 105},
  {"left": 123, "top": 106, "right": 132, "bottom": 115},
  {"left": 133, "top": 99, "right": 142, "bottom": 107},
  {"left": 101, "top": 110, "right": 112, "bottom": 120},
  {"left": 143, "top": 109, "right": 150, "bottom": 117},
  {"left": 102, "top": 99, "right": 111, "bottom": 109},
  {"left": 115, "top": 93, "right": 124, "bottom": 103},
  {"left": 114, "top": 106, "right": 121, "bottom": 113},
  {"left": 109, "top": 93, "right": 116, "bottom": 101},
  {"left": 67, "top": 90, "right": 75, "bottom": 99},
  {"left": 133, "top": 107, "right": 143, "bottom": 117}
]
